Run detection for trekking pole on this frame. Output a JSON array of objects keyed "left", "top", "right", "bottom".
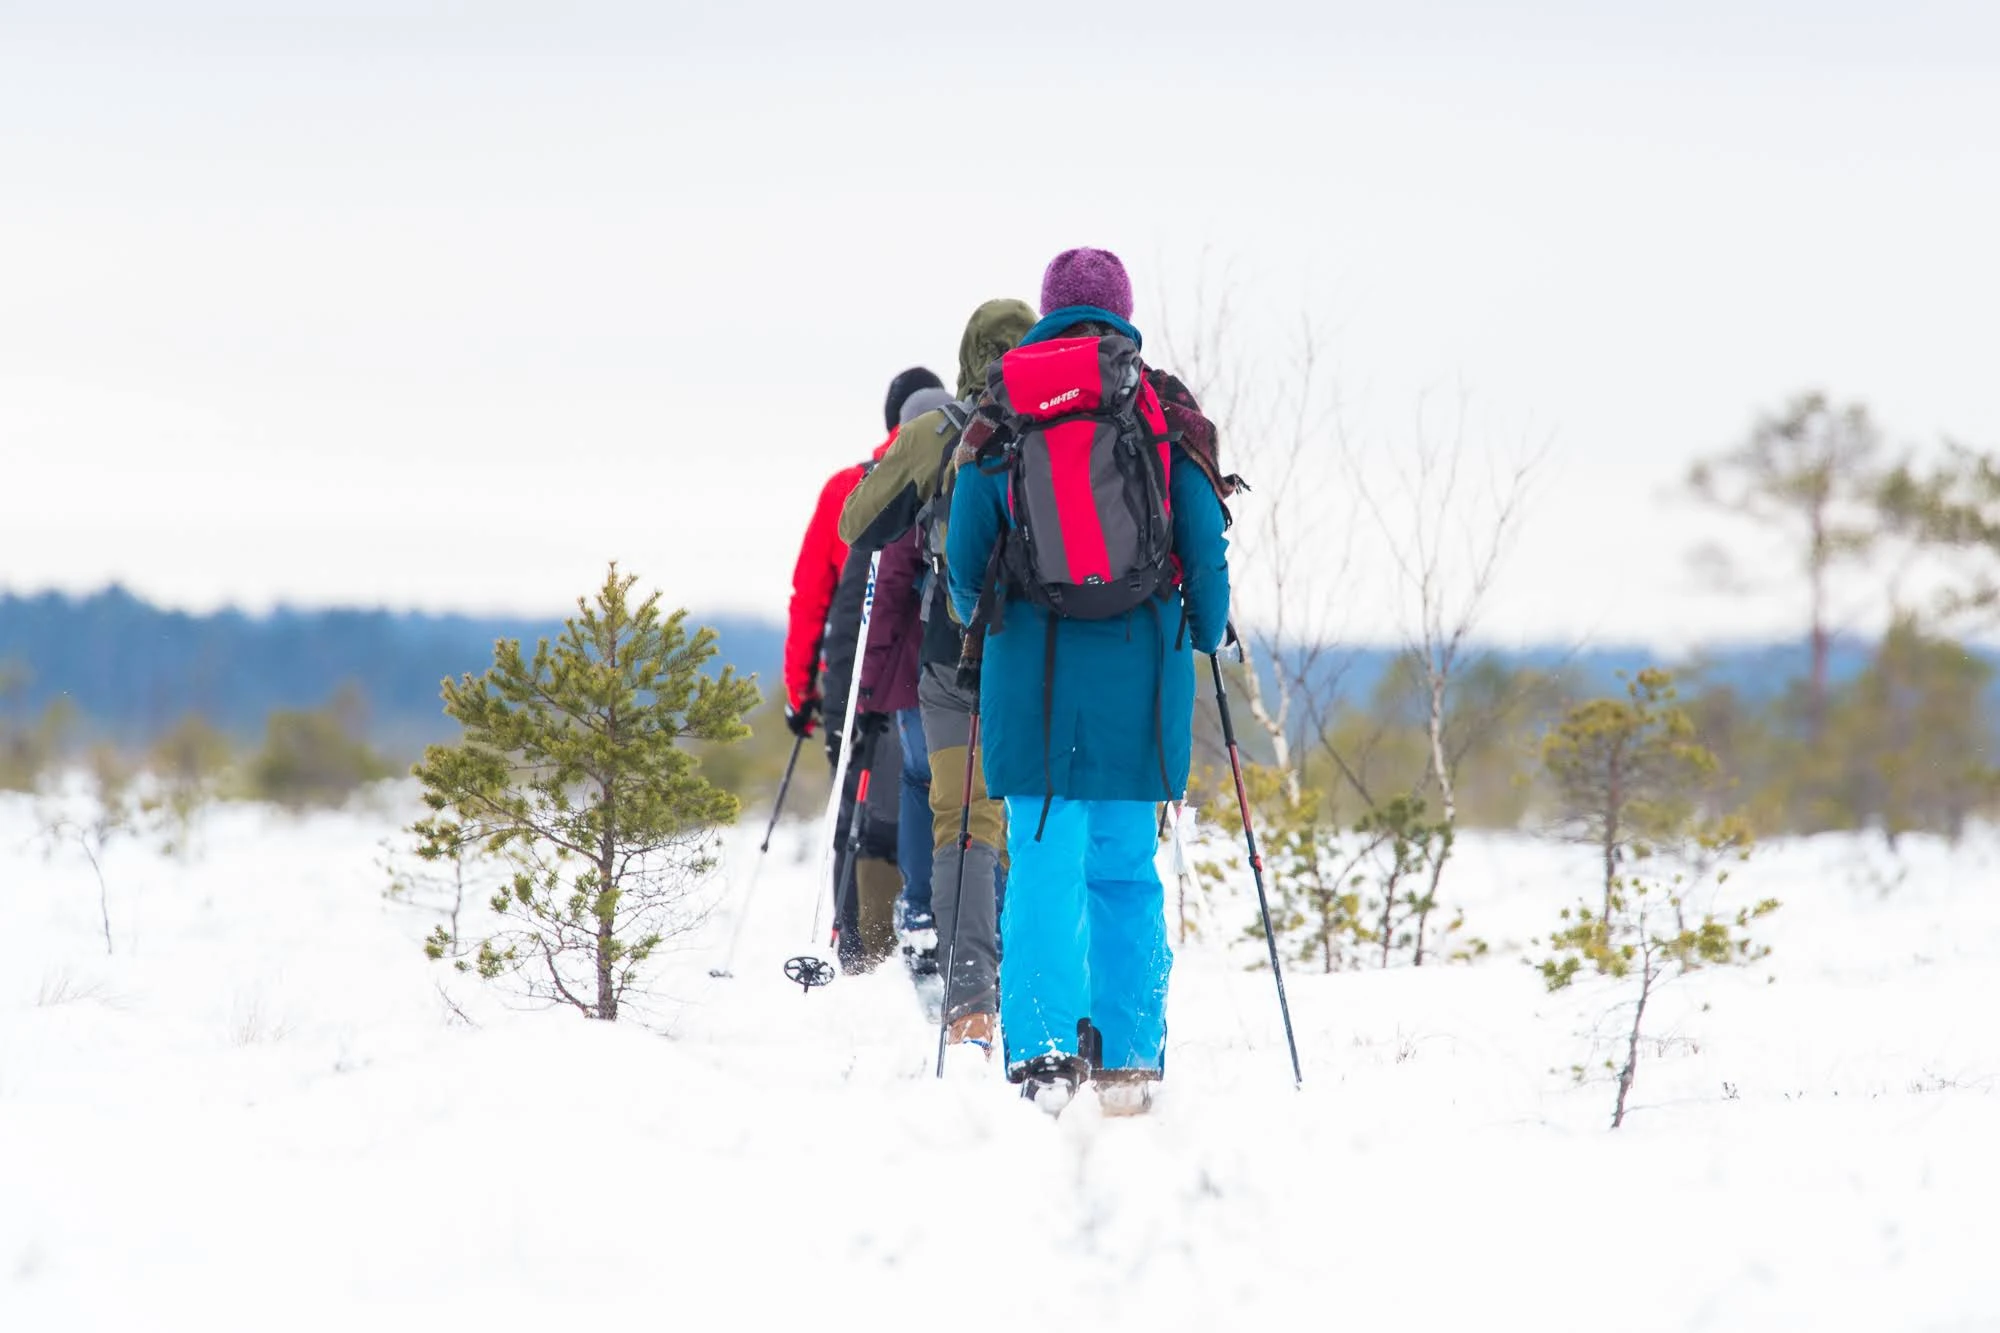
[
  {"left": 933, "top": 711, "right": 982, "bottom": 1079},
  {"left": 709, "top": 731, "right": 807, "bottom": 979},
  {"left": 829, "top": 722, "right": 881, "bottom": 975},
  {"left": 1209, "top": 649, "right": 1303, "bottom": 1087},
  {"left": 789, "top": 550, "right": 880, "bottom": 993}
]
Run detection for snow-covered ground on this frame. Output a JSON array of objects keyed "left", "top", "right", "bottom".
[{"left": 3, "top": 786, "right": 1997, "bottom": 1332}]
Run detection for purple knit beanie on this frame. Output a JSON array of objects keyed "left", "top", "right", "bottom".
[{"left": 1040, "top": 247, "right": 1134, "bottom": 320}]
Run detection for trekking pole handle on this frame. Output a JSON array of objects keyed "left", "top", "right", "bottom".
[
  {"left": 1222, "top": 619, "right": 1246, "bottom": 658},
  {"left": 955, "top": 623, "right": 986, "bottom": 692}
]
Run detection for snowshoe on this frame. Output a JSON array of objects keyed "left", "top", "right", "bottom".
[
  {"left": 1093, "top": 1069, "right": 1158, "bottom": 1118},
  {"left": 897, "top": 913, "right": 942, "bottom": 1018},
  {"left": 912, "top": 971, "right": 945, "bottom": 1025},
  {"left": 900, "top": 923, "right": 939, "bottom": 978},
  {"left": 1014, "top": 1053, "right": 1088, "bottom": 1117}
]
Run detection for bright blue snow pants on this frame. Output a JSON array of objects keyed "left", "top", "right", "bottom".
[{"left": 999, "top": 797, "right": 1171, "bottom": 1075}]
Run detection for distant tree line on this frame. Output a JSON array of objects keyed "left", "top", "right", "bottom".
[
  {"left": 0, "top": 586, "right": 784, "bottom": 753},
  {"left": 4, "top": 389, "right": 1996, "bottom": 844}
]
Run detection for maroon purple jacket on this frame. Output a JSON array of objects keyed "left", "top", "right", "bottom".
[{"left": 856, "top": 526, "right": 924, "bottom": 714}]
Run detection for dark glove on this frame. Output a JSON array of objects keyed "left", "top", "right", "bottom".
[
  {"left": 828, "top": 710, "right": 889, "bottom": 766},
  {"left": 786, "top": 695, "right": 820, "bottom": 739},
  {"left": 955, "top": 625, "right": 985, "bottom": 692}
]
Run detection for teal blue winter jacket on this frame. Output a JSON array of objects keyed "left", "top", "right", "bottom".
[{"left": 946, "top": 326, "right": 1231, "bottom": 803}]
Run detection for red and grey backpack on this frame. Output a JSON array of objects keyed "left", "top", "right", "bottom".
[
  {"left": 966, "top": 333, "right": 1192, "bottom": 828},
  {"left": 971, "top": 334, "right": 1177, "bottom": 629}
]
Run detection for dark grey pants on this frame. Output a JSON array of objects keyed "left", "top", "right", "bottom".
[{"left": 919, "top": 663, "right": 1007, "bottom": 1022}]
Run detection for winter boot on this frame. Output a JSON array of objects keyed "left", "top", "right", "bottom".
[
  {"left": 941, "top": 1011, "right": 997, "bottom": 1080},
  {"left": 853, "top": 857, "right": 904, "bottom": 968},
  {"left": 899, "top": 906, "right": 939, "bottom": 978},
  {"left": 947, "top": 1010, "right": 997, "bottom": 1049},
  {"left": 1093, "top": 1068, "right": 1159, "bottom": 1118},
  {"left": 1014, "top": 1053, "right": 1088, "bottom": 1117}
]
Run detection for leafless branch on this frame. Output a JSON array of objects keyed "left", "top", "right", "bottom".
[
  {"left": 1160, "top": 266, "right": 1364, "bottom": 807},
  {"left": 1342, "top": 385, "right": 1549, "bottom": 825},
  {"left": 539, "top": 937, "right": 595, "bottom": 1017},
  {"left": 435, "top": 982, "right": 477, "bottom": 1028}
]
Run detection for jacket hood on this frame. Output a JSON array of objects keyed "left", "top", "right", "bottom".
[
  {"left": 898, "top": 385, "right": 954, "bottom": 426},
  {"left": 956, "top": 298, "right": 1037, "bottom": 398},
  {"left": 1021, "top": 305, "right": 1143, "bottom": 350}
]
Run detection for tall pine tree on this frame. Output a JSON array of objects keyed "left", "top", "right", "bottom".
[{"left": 1688, "top": 392, "right": 1883, "bottom": 736}]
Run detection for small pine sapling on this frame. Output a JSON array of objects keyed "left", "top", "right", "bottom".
[
  {"left": 411, "top": 564, "right": 759, "bottom": 1023},
  {"left": 1543, "top": 668, "right": 1716, "bottom": 920},
  {"left": 1349, "top": 794, "right": 1458, "bottom": 968},
  {"left": 422, "top": 828, "right": 470, "bottom": 961},
  {"left": 1538, "top": 825, "right": 1776, "bottom": 1128},
  {"left": 381, "top": 819, "right": 487, "bottom": 961},
  {"left": 1211, "top": 771, "right": 1470, "bottom": 973},
  {"left": 1196, "top": 764, "right": 1366, "bottom": 974},
  {"left": 1251, "top": 774, "right": 1365, "bottom": 975},
  {"left": 1537, "top": 669, "right": 1780, "bottom": 1127}
]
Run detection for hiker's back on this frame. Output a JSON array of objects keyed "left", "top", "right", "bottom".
[
  {"left": 945, "top": 336, "right": 1231, "bottom": 805},
  {"left": 979, "top": 335, "right": 1176, "bottom": 624}
]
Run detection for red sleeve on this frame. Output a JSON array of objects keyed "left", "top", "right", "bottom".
[{"left": 784, "top": 465, "right": 861, "bottom": 708}]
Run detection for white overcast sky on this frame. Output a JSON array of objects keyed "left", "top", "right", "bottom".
[{"left": 3, "top": 0, "right": 1997, "bottom": 652}]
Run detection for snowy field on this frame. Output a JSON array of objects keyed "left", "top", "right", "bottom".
[{"left": 3, "top": 785, "right": 1998, "bottom": 1332}]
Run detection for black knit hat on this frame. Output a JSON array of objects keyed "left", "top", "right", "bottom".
[{"left": 884, "top": 366, "right": 945, "bottom": 432}]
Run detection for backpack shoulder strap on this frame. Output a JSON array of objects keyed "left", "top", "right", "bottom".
[
  {"left": 929, "top": 401, "right": 973, "bottom": 496},
  {"left": 937, "top": 399, "right": 975, "bottom": 435},
  {"left": 918, "top": 397, "right": 980, "bottom": 516}
]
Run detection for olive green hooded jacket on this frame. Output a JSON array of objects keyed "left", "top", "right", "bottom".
[
  {"left": 839, "top": 297, "right": 1035, "bottom": 552},
  {"left": 838, "top": 298, "right": 1035, "bottom": 665}
]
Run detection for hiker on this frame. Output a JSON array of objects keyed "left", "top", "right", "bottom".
[
  {"left": 841, "top": 299, "right": 1038, "bottom": 1063},
  {"left": 819, "top": 539, "right": 906, "bottom": 971},
  {"left": 783, "top": 366, "right": 944, "bottom": 742},
  {"left": 946, "top": 250, "right": 1235, "bottom": 1114},
  {"left": 783, "top": 366, "right": 944, "bottom": 969}
]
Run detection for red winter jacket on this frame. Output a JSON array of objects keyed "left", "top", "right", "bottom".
[{"left": 784, "top": 432, "right": 897, "bottom": 710}]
